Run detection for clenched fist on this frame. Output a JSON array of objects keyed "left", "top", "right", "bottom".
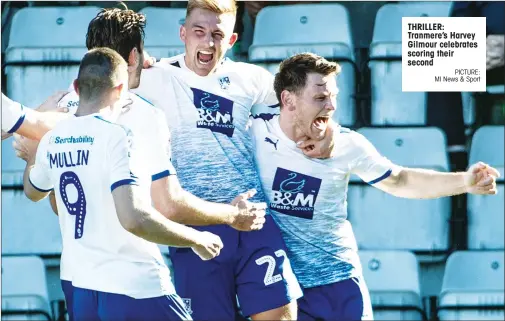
[
  {"left": 230, "top": 189, "right": 267, "bottom": 231},
  {"left": 464, "top": 162, "right": 500, "bottom": 195},
  {"left": 192, "top": 231, "right": 224, "bottom": 261}
]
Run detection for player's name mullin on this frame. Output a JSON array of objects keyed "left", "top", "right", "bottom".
[{"left": 49, "top": 150, "right": 90, "bottom": 169}]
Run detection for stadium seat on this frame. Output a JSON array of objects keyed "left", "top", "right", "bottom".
[
  {"left": 4, "top": 6, "right": 101, "bottom": 107},
  {"left": 140, "top": 7, "right": 235, "bottom": 61},
  {"left": 487, "top": 85, "right": 505, "bottom": 95},
  {"left": 368, "top": 2, "right": 477, "bottom": 126},
  {"left": 140, "top": 7, "right": 186, "bottom": 59},
  {"left": 467, "top": 126, "right": 504, "bottom": 249},
  {"left": 438, "top": 251, "right": 504, "bottom": 320},
  {"left": 1, "top": 256, "right": 52, "bottom": 320},
  {"left": 248, "top": 3, "right": 356, "bottom": 127},
  {"left": 1, "top": 190, "right": 62, "bottom": 255},
  {"left": 3, "top": 7, "right": 101, "bottom": 186},
  {"left": 360, "top": 250, "right": 425, "bottom": 320},
  {"left": 347, "top": 127, "right": 451, "bottom": 252}
]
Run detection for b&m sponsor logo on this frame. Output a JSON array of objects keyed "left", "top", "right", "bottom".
[
  {"left": 50, "top": 135, "right": 94, "bottom": 145},
  {"left": 191, "top": 88, "right": 235, "bottom": 137},
  {"left": 270, "top": 168, "right": 322, "bottom": 219}
]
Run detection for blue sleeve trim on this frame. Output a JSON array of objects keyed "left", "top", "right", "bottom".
[
  {"left": 268, "top": 103, "right": 280, "bottom": 108},
  {"left": 93, "top": 116, "right": 133, "bottom": 137},
  {"left": 366, "top": 169, "right": 393, "bottom": 185},
  {"left": 251, "top": 113, "right": 278, "bottom": 121},
  {"left": 151, "top": 170, "right": 174, "bottom": 181},
  {"left": 29, "top": 176, "right": 53, "bottom": 193},
  {"left": 93, "top": 115, "right": 113, "bottom": 124},
  {"left": 111, "top": 178, "right": 139, "bottom": 192},
  {"left": 8, "top": 104, "right": 26, "bottom": 133},
  {"left": 133, "top": 93, "right": 154, "bottom": 106}
]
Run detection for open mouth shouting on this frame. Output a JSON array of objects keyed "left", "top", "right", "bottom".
[
  {"left": 197, "top": 49, "right": 214, "bottom": 65},
  {"left": 312, "top": 116, "right": 330, "bottom": 132}
]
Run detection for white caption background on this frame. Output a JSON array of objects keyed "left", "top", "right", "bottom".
[{"left": 402, "top": 17, "right": 486, "bottom": 92}]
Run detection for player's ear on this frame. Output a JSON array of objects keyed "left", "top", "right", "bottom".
[
  {"left": 116, "top": 83, "right": 124, "bottom": 96},
  {"left": 180, "top": 25, "right": 187, "bottom": 42},
  {"left": 228, "top": 32, "right": 238, "bottom": 48},
  {"left": 128, "top": 47, "right": 140, "bottom": 72},
  {"left": 281, "top": 90, "right": 295, "bottom": 112},
  {"left": 73, "top": 79, "right": 79, "bottom": 96},
  {"left": 110, "top": 83, "right": 124, "bottom": 102}
]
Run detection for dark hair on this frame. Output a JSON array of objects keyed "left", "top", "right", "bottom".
[
  {"left": 274, "top": 53, "right": 341, "bottom": 107},
  {"left": 86, "top": 7, "right": 146, "bottom": 62},
  {"left": 76, "top": 47, "right": 127, "bottom": 103}
]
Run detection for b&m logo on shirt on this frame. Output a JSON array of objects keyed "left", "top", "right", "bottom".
[
  {"left": 191, "top": 88, "right": 235, "bottom": 137},
  {"left": 270, "top": 168, "right": 322, "bottom": 219}
]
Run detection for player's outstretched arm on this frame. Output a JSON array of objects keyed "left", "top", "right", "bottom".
[
  {"left": 2, "top": 92, "right": 70, "bottom": 141},
  {"left": 373, "top": 162, "right": 500, "bottom": 199},
  {"left": 151, "top": 177, "right": 267, "bottom": 232},
  {"left": 112, "top": 184, "right": 223, "bottom": 260}
]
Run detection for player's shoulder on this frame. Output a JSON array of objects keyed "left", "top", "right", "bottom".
[
  {"left": 93, "top": 115, "right": 133, "bottom": 138},
  {"left": 139, "top": 55, "right": 182, "bottom": 84},
  {"left": 333, "top": 126, "right": 374, "bottom": 156},
  {"left": 249, "top": 113, "right": 278, "bottom": 135},
  {"left": 129, "top": 91, "right": 155, "bottom": 108},
  {"left": 57, "top": 90, "right": 79, "bottom": 115},
  {"left": 223, "top": 59, "right": 271, "bottom": 78},
  {"left": 158, "top": 54, "right": 185, "bottom": 68},
  {"left": 127, "top": 92, "right": 166, "bottom": 120},
  {"left": 332, "top": 126, "right": 361, "bottom": 147}
]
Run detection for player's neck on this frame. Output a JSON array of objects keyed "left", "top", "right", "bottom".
[
  {"left": 183, "top": 54, "right": 222, "bottom": 76},
  {"left": 75, "top": 102, "right": 113, "bottom": 118},
  {"left": 279, "top": 113, "right": 307, "bottom": 143}
]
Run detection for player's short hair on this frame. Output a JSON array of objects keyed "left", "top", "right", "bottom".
[
  {"left": 86, "top": 7, "right": 146, "bottom": 63},
  {"left": 76, "top": 47, "right": 128, "bottom": 103},
  {"left": 274, "top": 53, "right": 341, "bottom": 107},
  {"left": 186, "top": 0, "right": 237, "bottom": 18}
]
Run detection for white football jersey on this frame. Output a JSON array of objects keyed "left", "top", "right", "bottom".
[
  {"left": 30, "top": 114, "right": 176, "bottom": 298},
  {"left": 2, "top": 93, "right": 26, "bottom": 133},
  {"left": 56, "top": 90, "right": 175, "bottom": 297},
  {"left": 132, "top": 54, "right": 278, "bottom": 209},
  {"left": 58, "top": 90, "right": 174, "bottom": 183},
  {"left": 251, "top": 115, "right": 396, "bottom": 288},
  {"left": 56, "top": 90, "right": 175, "bottom": 283}
]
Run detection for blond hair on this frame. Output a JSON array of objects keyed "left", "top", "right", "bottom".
[{"left": 186, "top": 0, "right": 237, "bottom": 18}]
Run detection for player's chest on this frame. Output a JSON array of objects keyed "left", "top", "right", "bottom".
[
  {"left": 167, "top": 75, "right": 254, "bottom": 135},
  {"left": 258, "top": 139, "right": 350, "bottom": 200},
  {"left": 260, "top": 156, "right": 349, "bottom": 221}
]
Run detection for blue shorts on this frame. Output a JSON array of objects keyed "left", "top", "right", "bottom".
[
  {"left": 61, "top": 280, "right": 74, "bottom": 321},
  {"left": 169, "top": 215, "right": 302, "bottom": 320},
  {"left": 298, "top": 276, "right": 374, "bottom": 321},
  {"left": 72, "top": 287, "right": 192, "bottom": 321}
]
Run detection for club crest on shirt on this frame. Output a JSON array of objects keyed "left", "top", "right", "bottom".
[
  {"left": 218, "top": 76, "right": 230, "bottom": 90},
  {"left": 191, "top": 88, "right": 235, "bottom": 137},
  {"left": 270, "top": 168, "right": 322, "bottom": 219},
  {"left": 182, "top": 298, "right": 193, "bottom": 315}
]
